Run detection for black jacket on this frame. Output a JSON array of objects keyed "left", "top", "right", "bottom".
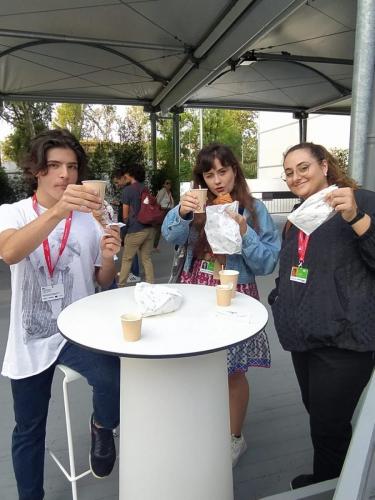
[{"left": 270, "top": 189, "right": 375, "bottom": 352}]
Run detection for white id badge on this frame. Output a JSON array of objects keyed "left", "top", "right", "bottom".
[
  {"left": 199, "top": 260, "right": 215, "bottom": 275},
  {"left": 41, "top": 283, "right": 65, "bottom": 302}
]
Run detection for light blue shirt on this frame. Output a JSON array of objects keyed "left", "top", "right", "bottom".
[{"left": 162, "top": 199, "right": 280, "bottom": 284}]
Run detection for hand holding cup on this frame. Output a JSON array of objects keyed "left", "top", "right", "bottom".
[
  {"left": 53, "top": 184, "right": 102, "bottom": 220},
  {"left": 101, "top": 225, "right": 121, "bottom": 258},
  {"left": 179, "top": 191, "right": 200, "bottom": 217},
  {"left": 179, "top": 189, "right": 208, "bottom": 216}
]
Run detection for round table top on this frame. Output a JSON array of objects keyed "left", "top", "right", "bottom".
[{"left": 57, "top": 284, "right": 268, "bottom": 359}]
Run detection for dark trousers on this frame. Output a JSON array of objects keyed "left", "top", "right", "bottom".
[
  {"left": 10, "top": 341, "right": 120, "bottom": 500},
  {"left": 291, "top": 347, "right": 374, "bottom": 482}
]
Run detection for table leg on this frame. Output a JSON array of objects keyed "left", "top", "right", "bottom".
[{"left": 119, "top": 351, "right": 233, "bottom": 500}]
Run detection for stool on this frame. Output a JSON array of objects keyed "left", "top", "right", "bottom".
[{"left": 47, "top": 364, "right": 91, "bottom": 500}]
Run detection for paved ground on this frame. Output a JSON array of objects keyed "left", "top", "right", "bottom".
[{"left": 0, "top": 215, "right": 313, "bottom": 500}]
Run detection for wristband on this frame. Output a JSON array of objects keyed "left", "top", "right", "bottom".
[{"left": 347, "top": 209, "right": 365, "bottom": 226}]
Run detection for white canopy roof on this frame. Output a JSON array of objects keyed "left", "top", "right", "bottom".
[{"left": 0, "top": 0, "right": 356, "bottom": 114}]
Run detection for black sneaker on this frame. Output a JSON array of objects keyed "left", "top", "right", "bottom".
[
  {"left": 290, "top": 474, "right": 316, "bottom": 490},
  {"left": 89, "top": 415, "right": 116, "bottom": 478}
]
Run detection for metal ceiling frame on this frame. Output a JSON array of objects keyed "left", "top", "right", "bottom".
[
  {"left": 0, "top": 40, "right": 168, "bottom": 84},
  {"left": 238, "top": 51, "right": 352, "bottom": 95},
  {"left": 152, "top": 0, "right": 308, "bottom": 113},
  {"left": 0, "top": 28, "right": 185, "bottom": 52}
]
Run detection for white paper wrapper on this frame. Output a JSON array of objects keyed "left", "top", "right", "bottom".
[
  {"left": 134, "top": 282, "right": 183, "bottom": 317},
  {"left": 205, "top": 201, "right": 242, "bottom": 254},
  {"left": 287, "top": 184, "right": 337, "bottom": 235}
]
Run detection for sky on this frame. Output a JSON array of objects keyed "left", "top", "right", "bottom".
[{"left": 0, "top": 119, "right": 11, "bottom": 141}]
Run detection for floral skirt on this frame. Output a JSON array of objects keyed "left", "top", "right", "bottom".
[{"left": 180, "top": 259, "right": 271, "bottom": 374}]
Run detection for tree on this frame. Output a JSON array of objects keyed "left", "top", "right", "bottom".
[
  {"left": 52, "top": 103, "right": 86, "bottom": 139},
  {"left": 1, "top": 102, "right": 53, "bottom": 164},
  {"left": 83, "top": 105, "right": 118, "bottom": 141},
  {"left": 0, "top": 167, "right": 15, "bottom": 204},
  {"left": 330, "top": 148, "right": 349, "bottom": 174},
  {"left": 155, "top": 108, "right": 258, "bottom": 184}
]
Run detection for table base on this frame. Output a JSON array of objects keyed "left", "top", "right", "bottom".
[{"left": 119, "top": 351, "right": 233, "bottom": 500}]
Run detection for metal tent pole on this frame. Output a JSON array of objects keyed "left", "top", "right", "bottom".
[
  {"left": 150, "top": 112, "right": 157, "bottom": 172},
  {"left": 172, "top": 112, "right": 180, "bottom": 182},
  {"left": 348, "top": 0, "right": 375, "bottom": 186},
  {"left": 364, "top": 78, "right": 375, "bottom": 190},
  {"left": 294, "top": 111, "right": 308, "bottom": 143}
]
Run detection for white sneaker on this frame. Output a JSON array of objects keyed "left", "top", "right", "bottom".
[
  {"left": 231, "top": 434, "right": 247, "bottom": 467},
  {"left": 126, "top": 273, "right": 141, "bottom": 284}
]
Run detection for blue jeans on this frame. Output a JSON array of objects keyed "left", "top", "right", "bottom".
[{"left": 10, "top": 341, "right": 120, "bottom": 500}]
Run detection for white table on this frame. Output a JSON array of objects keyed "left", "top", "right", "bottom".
[{"left": 57, "top": 284, "right": 268, "bottom": 500}]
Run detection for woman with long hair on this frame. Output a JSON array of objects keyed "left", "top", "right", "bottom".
[
  {"left": 270, "top": 142, "right": 375, "bottom": 489},
  {"left": 162, "top": 144, "right": 280, "bottom": 467}
]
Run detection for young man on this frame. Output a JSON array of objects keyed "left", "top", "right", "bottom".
[
  {"left": 112, "top": 167, "right": 141, "bottom": 283},
  {"left": 117, "top": 163, "right": 155, "bottom": 286},
  {"left": 0, "top": 129, "right": 121, "bottom": 500}
]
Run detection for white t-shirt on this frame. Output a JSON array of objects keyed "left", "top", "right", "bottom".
[
  {"left": 156, "top": 188, "right": 174, "bottom": 209},
  {"left": 0, "top": 198, "right": 103, "bottom": 379}
]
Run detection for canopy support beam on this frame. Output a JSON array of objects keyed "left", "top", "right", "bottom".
[
  {"left": 172, "top": 112, "right": 181, "bottom": 184},
  {"left": 0, "top": 28, "right": 184, "bottom": 52},
  {"left": 294, "top": 111, "right": 308, "bottom": 143},
  {"left": 349, "top": 0, "right": 375, "bottom": 187},
  {"left": 150, "top": 112, "right": 157, "bottom": 172},
  {"left": 0, "top": 40, "right": 167, "bottom": 84}
]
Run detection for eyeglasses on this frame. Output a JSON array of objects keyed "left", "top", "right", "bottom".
[{"left": 281, "top": 162, "right": 314, "bottom": 182}]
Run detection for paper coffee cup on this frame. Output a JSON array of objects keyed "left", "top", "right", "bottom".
[
  {"left": 82, "top": 180, "right": 107, "bottom": 202},
  {"left": 121, "top": 313, "right": 142, "bottom": 342},
  {"left": 219, "top": 270, "right": 239, "bottom": 297},
  {"left": 216, "top": 284, "right": 233, "bottom": 307},
  {"left": 191, "top": 188, "right": 208, "bottom": 213}
]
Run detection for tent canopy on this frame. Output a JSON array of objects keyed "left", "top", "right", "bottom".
[{"left": 0, "top": 0, "right": 355, "bottom": 115}]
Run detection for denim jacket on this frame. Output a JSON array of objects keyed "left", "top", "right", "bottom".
[{"left": 162, "top": 199, "right": 280, "bottom": 284}]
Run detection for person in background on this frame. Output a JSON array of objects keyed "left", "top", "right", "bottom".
[
  {"left": 162, "top": 144, "right": 280, "bottom": 467},
  {"left": 0, "top": 129, "right": 121, "bottom": 500},
  {"left": 269, "top": 142, "right": 375, "bottom": 489},
  {"left": 112, "top": 167, "right": 141, "bottom": 284},
  {"left": 118, "top": 163, "right": 155, "bottom": 286},
  {"left": 153, "top": 179, "right": 175, "bottom": 252}
]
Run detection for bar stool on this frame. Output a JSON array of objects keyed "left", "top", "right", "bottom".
[{"left": 47, "top": 364, "right": 91, "bottom": 500}]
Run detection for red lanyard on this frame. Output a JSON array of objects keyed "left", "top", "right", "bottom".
[
  {"left": 297, "top": 230, "right": 310, "bottom": 266},
  {"left": 32, "top": 194, "right": 73, "bottom": 278}
]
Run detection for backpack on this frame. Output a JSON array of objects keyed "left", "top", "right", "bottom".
[{"left": 137, "top": 187, "right": 165, "bottom": 225}]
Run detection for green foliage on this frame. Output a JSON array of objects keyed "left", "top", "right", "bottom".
[
  {"left": 1, "top": 102, "right": 53, "bottom": 164},
  {"left": 155, "top": 108, "right": 258, "bottom": 183},
  {"left": 8, "top": 171, "right": 32, "bottom": 200},
  {"left": 149, "top": 164, "right": 180, "bottom": 202},
  {"left": 0, "top": 167, "right": 15, "bottom": 204},
  {"left": 53, "top": 103, "right": 86, "bottom": 139},
  {"left": 81, "top": 139, "right": 147, "bottom": 203},
  {"left": 1, "top": 103, "right": 258, "bottom": 206},
  {"left": 330, "top": 147, "right": 349, "bottom": 174}
]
